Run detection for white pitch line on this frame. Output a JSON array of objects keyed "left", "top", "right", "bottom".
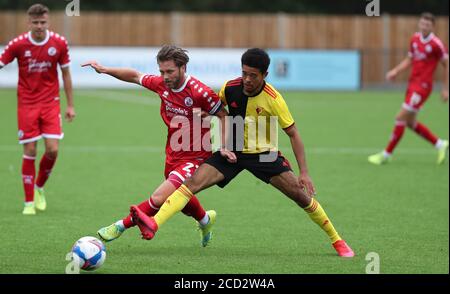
[
  {"left": 0, "top": 145, "right": 436, "bottom": 155},
  {"left": 0, "top": 145, "right": 163, "bottom": 153}
]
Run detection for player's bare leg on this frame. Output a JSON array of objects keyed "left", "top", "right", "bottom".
[
  {"left": 369, "top": 108, "right": 414, "bottom": 165},
  {"left": 150, "top": 179, "right": 217, "bottom": 247},
  {"left": 22, "top": 142, "right": 38, "bottom": 215},
  {"left": 101, "top": 177, "right": 216, "bottom": 245},
  {"left": 182, "top": 164, "right": 224, "bottom": 246},
  {"left": 269, "top": 171, "right": 311, "bottom": 208},
  {"left": 132, "top": 163, "right": 225, "bottom": 240},
  {"left": 370, "top": 107, "right": 448, "bottom": 164},
  {"left": 184, "top": 163, "right": 226, "bottom": 194},
  {"left": 34, "top": 138, "right": 59, "bottom": 211},
  {"left": 270, "top": 171, "right": 354, "bottom": 257},
  {"left": 402, "top": 111, "right": 449, "bottom": 164}
]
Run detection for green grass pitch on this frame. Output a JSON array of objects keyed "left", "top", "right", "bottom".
[{"left": 0, "top": 88, "right": 448, "bottom": 273}]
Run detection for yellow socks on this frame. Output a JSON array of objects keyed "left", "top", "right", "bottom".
[
  {"left": 154, "top": 184, "right": 194, "bottom": 227},
  {"left": 153, "top": 185, "right": 342, "bottom": 245},
  {"left": 304, "top": 198, "right": 341, "bottom": 243}
]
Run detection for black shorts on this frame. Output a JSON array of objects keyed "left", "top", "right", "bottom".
[{"left": 204, "top": 151, "right": 293, "bottom": 188}]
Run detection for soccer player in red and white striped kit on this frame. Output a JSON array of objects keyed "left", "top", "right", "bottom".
[
  {"left": 0, "top": 4, "right": 75, "bottom": 215},
  {"left": 369, "top": 12, "right": 449, "bottom": 165}
]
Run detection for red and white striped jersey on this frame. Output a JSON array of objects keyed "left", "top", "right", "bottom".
[{"left": 0, "top": 30, "right": 70, "bottom": 107}]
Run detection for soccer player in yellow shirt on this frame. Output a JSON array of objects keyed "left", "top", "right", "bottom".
[{"left": 129, "top": 48, "right": 354, "bottom": 257}]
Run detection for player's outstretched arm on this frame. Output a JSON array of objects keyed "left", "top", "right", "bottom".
[
  {"left": 284, "top": 125, "right": 316, "bottom": 197},
  {"left": 81, "top": 61, "right": 143, "bottom": 85},
  {"left": 440, "top": 58, "right": 449, "bottom": 102},
  {"left": 386, "top": 56, "right": 412, "bottom": 81}
]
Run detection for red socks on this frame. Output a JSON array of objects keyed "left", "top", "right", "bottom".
[
  {"left": 182, "top": 195, "right": 207, "bottom": 221},
  {"left": 385, "top": 120, "right": 440, "bottom": 154},
  {"left": 22, "top": 155, "right": 36, "bottom": 202},
  {"left": 122, "top": 195, "right": 206, "bottom": 229},
  {"left": 123, "top": 198, "right": 159, "bottom": 228},
  {"left": 413, "top": 122, "right": 438, "bottom": 145},
  {"left": 385, "top": 121, "right": 406, "bottom": 154},
  {"left": 22, "top": 153, "right": 56, "bottom": 203},
  {"left": 36, "top": 154, "right": 57, "bottom": 188}
]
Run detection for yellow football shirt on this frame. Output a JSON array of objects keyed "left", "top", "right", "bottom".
[{"left": 219, "top": 78, "right": 295, "bottom": 153}]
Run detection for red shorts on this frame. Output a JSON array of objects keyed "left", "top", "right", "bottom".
[
  {"left": 164, "top": 159, "right": 205, "bottom": 188},
  {"left": 403, "top": 85, "right": 432, "bottom": 113},
  {"left": 17, "top": 105, "right": 63, "bottom": 144}
]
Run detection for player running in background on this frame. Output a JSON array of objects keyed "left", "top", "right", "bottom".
[
  {"left": 0, "top": 4, "right": 75, "bottom": 215},
  {"left": 129, "top": 48, "right": 355, "bottom": 257},
  {"left": 83, "top": 45, "right": 227, "bottom": 247},
  {"left": 368, "top": 12, "right": 449, "bottom": 165}
]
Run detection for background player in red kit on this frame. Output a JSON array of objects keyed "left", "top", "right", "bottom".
[
  {"left": 369, "top": 12, "right": 449, "bottom": 165},
  {"left": 82, "top": 45, "right": 228, "bottom": 247},
  {"left": 0, "top": 4, "right": 75, "bottom": 215}
]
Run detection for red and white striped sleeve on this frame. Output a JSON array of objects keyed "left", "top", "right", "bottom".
[
  {"left": 58, "top": 35, "right": 71, "bottom": 68},
  {"left": 433, "top": 36, "right": 448, "bottom": 61},
  {"left": 139, "top": 74, "right": 160, "bottom": 91},
  {"left": 0, "top": 38, "right": 19, "bottom": 68}
]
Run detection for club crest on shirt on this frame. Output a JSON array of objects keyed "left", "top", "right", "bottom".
[
  {"left": 256, "top": 107, "right": 264, "bottom": 115},
  {"left": 184, "top": 97, "right": 193, "bottom": 107},
  {"left": 24, "top": 50, "right": 32, "bottom": 58},
  {"left": 425, "top": 44, "right": 432, "bottom": 53},
  {"left": 48, "top": 47, "right": 57, "bottom": 56}
]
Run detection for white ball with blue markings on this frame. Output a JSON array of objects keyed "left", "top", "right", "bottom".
[{"left": 72, "top": 236, "right": 106, "bottom": 271}]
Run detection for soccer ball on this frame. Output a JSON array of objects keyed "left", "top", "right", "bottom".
[{"left": 71, "top": 236, "right": 106, "bottom": 271}]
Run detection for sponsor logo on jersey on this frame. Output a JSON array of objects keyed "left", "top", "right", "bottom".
[
  {"left": 412, "top": 49, "right": 426, "bottom": 61},
  {"left": 164, "top": 100, "right": 188, "bottom": 116},
  {"left": 28, "top": 59, "right": 52, "bottom": 72}
]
